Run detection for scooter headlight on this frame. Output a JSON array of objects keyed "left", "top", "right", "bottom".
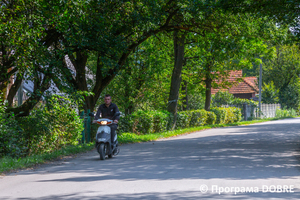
[
  {"left": 97, "top": 120, "right": 112, "bottom": 125},
  {"left": 97, "top": 121, "right": 108, "bottom": 125}
]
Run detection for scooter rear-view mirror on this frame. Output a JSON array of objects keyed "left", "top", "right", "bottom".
[{"left": 89, "top": 112, "right": 95, "bottom": 117}]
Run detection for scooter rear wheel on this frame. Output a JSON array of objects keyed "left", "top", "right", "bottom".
[{"left": 99, "top": 143, "right": 106, "bottom": 160}]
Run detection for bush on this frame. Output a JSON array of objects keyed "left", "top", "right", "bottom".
[
  {"left": 206, "top": 111, "right": 216, "bottom": 125},
  {"left": 211, "top": 107, "right": 242, "bottom": 124},
  {"left": 166, "top": 112, "right": 175, "bottom": 131},
  {"left": 18, "top": 95, "right": 83, "bottom": 155},
  {"left": 190, "top": 109, "right": 208, "bottom": 127},
  {"left": 0, "top": 95, "right": 83, "bottom": 158},
  {"left": 275, "top": 108, "right": 297, "bottom": 118},
  {"left": 119, "top": 107, "right": 242, "bottom": 135},
  {"left": 118, "top": 115, "right": 133, "bottom": 134},
  {"left": 212, "top": 91, "right": 234, "bottom": 107},
  {"left": 175, "top": 111, "right": 192, "bottom": 129},
  {"left": 225, "top": 107, "right": 242, "bottom": 123},
  {"left": 232, "top": 107, "right": 242, "bottom": 122},
  {"left": 131, "top": 111, "right": 154, "bottom": 134},
  {"left": 231, "top": 98, "right": 258, "bottom": 106},
  {"left": 152, "top": 111, "right": 169, "bottom": 133},
  {"left": 119, "top": 110, "right": 170, "bottom": 134},
  {"left": 0, "top": 100, "right": 27, "bottom": 158},
  {"left": 211, "top": 107, "right": 228, "bottom": 124}
]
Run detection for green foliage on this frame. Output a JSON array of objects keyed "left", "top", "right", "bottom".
[
  {"left": 211, "top": 107, "right": 242, "bottom": 124},
  {"left": 206, "top": 112, "right": 217, "bottom": 125},
  {"left": 119, "top": 110, "right": 169, "bottom": 135},
  {"left": 212, "top": 91, "right": 234, "bottom": 107},
  {"left": 231, "top": 98, "right": 258, "bottom": 106},
  {"left": 263, "top": 44, "right": 300, "bottom": 110},
  {"left": 262, "top": 81, "right": 279, "bottom": 103},
  {"left": 186, "top": 92, "right": 205, "bottom": 110},
  {"left": 175, "top": 111, "right": 192, "bottom": 129},
  {"left": 101, "top": 34, "right": 173, "bottom": 113},
  {"left": 212, "top": 91, "right": 258, "bottom": 107},
  {"left": 0, "top": 100, "right": 27, "bottom": 158},
  {"left": 190, "top": 109, "right": 208, "bottom": 127},
  {"left": 275, "top": 108, "right": 297, "bottom": 118},
  {"left": 211, "top": 107, "right": 228, "bottom": 124},
  {"left": 25, "top": 95, "right": 83, "bottom": 154},
  {"left": 0, "top": 95, "right": 83, "bottom": 158},
  {"left": 166, "top": 113, "right": 175, "bottom": 131},
  {"left": 279, "top": 83, "right": 300, "bottom": 110},
  {"left": 153, "top": 111, "right": 169, "bottom": 133},
  {"left": 227, "top": 107, "right": 242, "bottom": 123},
  {"left": 0, "top": 143, "right": 94, "bottom": 174},
  {"left": 131, "top": 111, "right": 155, "bottom": 134},
  {"left": 118, "top": 115, "right": 134, "bottom": 134},
  {"left": 119, "top": 107, "right": 242, "bottom": 134}
]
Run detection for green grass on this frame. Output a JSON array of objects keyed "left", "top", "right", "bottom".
[
  {"left": 118, "top": 116, "right": 297, "bottom": 144},
  {"left": 0, "top": 143, "right": 94, "bottom": 174},
  {"left": 0, "top": 116, "right": 296, "bottom": 174}
]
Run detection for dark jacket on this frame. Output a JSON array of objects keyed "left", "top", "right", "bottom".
[{"left": 94, "top": 103, "right": 120, "bottom": 121}]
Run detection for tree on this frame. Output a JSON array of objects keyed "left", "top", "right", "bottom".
[
  {"left": 167, "top": 30, "right": 185, "bottom": 127},
  {"left": 2, "top": 0, "right": 300, "bottom": 116},
  {"left": 212, "top": 91, "right": 234, "bottom": 107},
  {"left": 262, "top": 82, "right": 279, "bottom": 104},
  {"left": 184, "top": 13, "right": 271, "bottom": 111},
  {"left": 0, "top": 0, "right": 64, "bottom": 116},
  {"left": 89, "top": 32, "right": 174, "bottom": 114},
  {"left": 263, "top": 44, "right": 300, "bottom": 109}
]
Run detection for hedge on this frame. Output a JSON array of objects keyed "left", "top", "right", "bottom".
[
  {"left": 211, "top": 107, "right": 228, "bottom": 124},
  {"left": 118, "top": 110, "right": 169, "bottom": 134},
  {"left": 0, "top": 95, "right": 83, "bottom": 158},
  {"left": 119, "top": 107, "right": 242, "bottom": 135},
  {"left": 206, "top": 111, "right": 216, "bottom": 125},
  {"left": 190, "top": 109, "right": 208, "bottom": 127}
]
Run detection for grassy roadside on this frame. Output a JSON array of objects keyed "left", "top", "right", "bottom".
[
  {"left": 118, "top": 116, "right": 295, "bottom": 144},
  {"left": 0, "top": 143, "right": 95, "bottom": 174},
  {"left": 0, "top": 116, "right": 296, "bottom": 174}
]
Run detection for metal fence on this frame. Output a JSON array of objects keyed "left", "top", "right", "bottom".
[
  {"left": 80, "top": 110, "right": 92, "bottom": 143},
  {"left": 224, "top": 103, "right": 281, "bottom": 120}
]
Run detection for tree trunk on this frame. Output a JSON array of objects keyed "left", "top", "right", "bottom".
[
  {"left": 204, "top": 78, "right": 212, "bottom": 111},
  {"left": 204, "top": 65, "right": 212, "bottom": 111},
  {"left": 167, "top": 30, "right": 185, "bottom": 129},
  {"left": 7, "top": 73, "right": 23, "bottom": 107},
  {"left": 6, "top": 73, "right": 51, "bottom": 116}
]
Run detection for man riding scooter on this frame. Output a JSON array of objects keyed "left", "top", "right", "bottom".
[{"left": 94, "top": 94, "right": 120, "bottom": 155}]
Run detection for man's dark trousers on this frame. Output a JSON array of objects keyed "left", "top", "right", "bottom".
[{"left": 109, "top": 124, "right": 118, "bottom": 145}]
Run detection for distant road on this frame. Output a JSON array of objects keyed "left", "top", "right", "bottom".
[{"left": 1, "top": 118, "right": 300, "bottom": 199}]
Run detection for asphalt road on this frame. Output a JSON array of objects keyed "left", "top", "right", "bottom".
[{"left": 1, "top": 118, "right": 300, "bottom": 199}]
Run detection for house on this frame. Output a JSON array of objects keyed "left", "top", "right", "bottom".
[{"left": 211, "top": 70, "right": 259, "bottom": 100}]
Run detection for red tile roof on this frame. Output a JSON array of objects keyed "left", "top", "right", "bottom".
[{"left": 211, "top": 70, "right": 258, "bottom": 95}]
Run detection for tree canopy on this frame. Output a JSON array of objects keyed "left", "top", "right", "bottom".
[{"left": 1, "top": 0, "right": 300, "bottom": 117}]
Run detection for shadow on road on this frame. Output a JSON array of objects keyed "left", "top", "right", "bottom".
[
  {"left": 19, "top": 118, "right": 300, "bottom": 183},
  {"left": 4, "top": 189, "right": 300, "bottom": 200},
  {"left": 3, "top": 119, "right": 300, "bottom": 199}
]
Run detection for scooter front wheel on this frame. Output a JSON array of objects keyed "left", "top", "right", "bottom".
[{"left": 98, "top": 143, "right": 106, "bottom": 160}]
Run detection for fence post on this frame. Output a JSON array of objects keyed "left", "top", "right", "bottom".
[
  {"left": 87, "top": 109, "right": 91, "bottom": 143},
  {"left": 81, "top": 111, "right": 86, "bottom": 143},
  {"left": 243, "top": 103, "right": 247, "bottom": 121}
]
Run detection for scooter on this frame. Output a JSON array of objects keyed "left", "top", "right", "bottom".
[{"left": 89, "top": 112, "right": 120, "bottom": 160}]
